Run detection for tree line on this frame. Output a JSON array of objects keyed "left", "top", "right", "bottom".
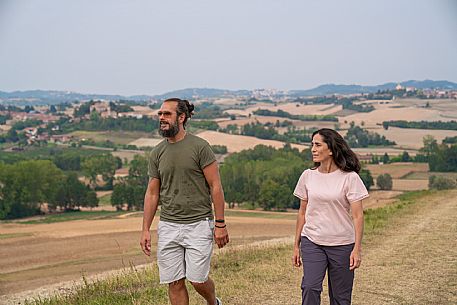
[
  {"left": 345, "top": 123, "right": 396, "bottom": 148},
  {"left": 341, "top": 101, "right": 374, "bottom": 112},
  {"left": 219, "top": 145, "right": 310, "bottom": 210},
  {"left": 382, "top": 120, "right": 457, "bottom": 131},
  {"left": 219, "top": 144, "right": 374, "bottom": 211},
  {"left": 53, "top": 114, "right": 160, "bottom": 134},
  {"left": 0, "top": 160, "right": 98, "bottom": 219}
]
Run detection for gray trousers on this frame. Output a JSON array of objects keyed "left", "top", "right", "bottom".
[{"left": 300, "top": 236, "right": 355, "bottom": 305}]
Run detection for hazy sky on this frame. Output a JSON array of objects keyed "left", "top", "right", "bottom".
[{"left": 0, "top": 0, "right": 456, "bottom": 96}]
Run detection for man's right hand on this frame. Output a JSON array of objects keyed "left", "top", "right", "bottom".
[
  {"left": 140, "top": 230, "right": 151, "bottom": 256},
  {"left": 292, "top": 246, "right": 302, "bottom": 267}
]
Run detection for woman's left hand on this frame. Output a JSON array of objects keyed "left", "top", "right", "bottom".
[{"left": 349, "top": 248, "right": 362, "bottom": 270}]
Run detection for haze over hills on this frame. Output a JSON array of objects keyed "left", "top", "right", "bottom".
[{"left": 1, "top": 79, "right": 456, "bottom": 105}]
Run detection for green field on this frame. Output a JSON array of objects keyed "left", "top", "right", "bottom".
[
  {"left": 69, "top": 131, "right": 152, "bottom": 145},
  {"left": 98, "top": 193, "right": 113, "bottom": 206},
  {"left": 12, "top": 211, "right": 129, "bottom": 225},
  {"left": 402, "top": 171, "right": 457, "bottom": 180}
]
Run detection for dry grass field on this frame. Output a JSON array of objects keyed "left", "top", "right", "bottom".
[
  {"left": 365, "top": 162, "right": 429, "bottom": 179},
  {"left": 130, "top": 106, "right": 157, "bottom": 117},
  {"left": 196, "top": 130, "right": 307, "bottom": 152},
  {"left": 395, "top": 98, "right": 457, "bottom": 114},
  {"left": 217, "top": 116, "right": 337, "bottom": 130},
  {"left": 69, "top": 131, "right": 152, "bottom": 145},
  {"left": 365, "top": 162, "right": 430, "bottom": 191},
  {"left": 224, "top": 102, "right": 342, "bottom": 117},
  {"left": 342, "top": 106, "right": 451, "bottom": 128},
  {"left": 249, "top": 102, "right": 342, "bottom": 116},
  {"left": 362, "top": 190, "right": 403, "bottom": 210},
  {"left": 0, "top": 188, "right": 396, "bottom": 303},
  {"left": 127, "top": 138, "right": 163, "bottom": 148},
  {"left": 4, "top": 191, "right": 455, "bottom": 305},
  {"left": 212, "top": 98, "right": 243, "bottom": 106},
  {"left": 217, "top": 116, "right": 293, "bottom": 128},
  {"left": 0, "top": 212, "right": 296, "bottom": 300},
  {"left": 391, "top": 179, "right": 429, "bottom": 191},
  {"left": 374, "top": 126, "right": 457, "bottom": 149},
  {"left": 352, "top": 147, "right": 418, "bottom": 156}
]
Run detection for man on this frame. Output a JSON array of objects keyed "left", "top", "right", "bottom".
[{"left": 140, "top": 98, "right": 229, "bottom": 305}]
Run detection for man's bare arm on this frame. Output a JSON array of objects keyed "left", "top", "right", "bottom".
[
  {"left": 140, "top": 178, "right": 160, "bottom": 256},
  {"left": 203, "top": 161, "right": 229, "bottom": 248}
]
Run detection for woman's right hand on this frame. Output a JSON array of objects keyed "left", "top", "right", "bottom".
[{"left": 293, "top": 246, "right": 302, "bottom": 267}]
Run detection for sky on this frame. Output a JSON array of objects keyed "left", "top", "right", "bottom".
[{"left": 0, "top": 0, "right": 456, "bottom": 96}]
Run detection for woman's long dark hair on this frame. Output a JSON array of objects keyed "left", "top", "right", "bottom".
[{"left": 312, "top": 128, "right": 361, "bottom": 173}]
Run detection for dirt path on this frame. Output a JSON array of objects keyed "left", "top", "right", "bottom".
[
  {"left": 351, "top": 190, "right": 457, "bottom": 305},
  {"left": 253, "top": 190, "right": 457, "bottom": 305}
]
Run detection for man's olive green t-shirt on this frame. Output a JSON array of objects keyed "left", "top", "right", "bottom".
[{"left": 148, "top": 134, "right": 216, "bottom": 224}]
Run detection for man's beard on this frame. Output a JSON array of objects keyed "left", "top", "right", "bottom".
[{"left": 159, "top": 119, "right": 180, "bottom": 138}]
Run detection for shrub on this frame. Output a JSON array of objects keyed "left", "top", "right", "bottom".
[
  {"left": 377, "top": 173, "right": 393, "bottom": 190},
  {"left": 429, "top": 175, "right": 457, "bottom": 190},
  {"left": 212, "top": 145, "right": 228, "bottom": 154}
]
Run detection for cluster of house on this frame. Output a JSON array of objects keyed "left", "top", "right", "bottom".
[
  {"left": 0, "top": 100, "right": 160, "bottom": 145},
  {"left": 395, "top": 84, "right": 457, "bottom": 99},
  {"left": 88, "top": 101, "right": 156, "bottom": 119}
]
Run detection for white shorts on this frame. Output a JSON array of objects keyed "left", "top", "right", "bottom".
[{"left": 157, "top": 219, "right": 214, "bottom": 284}]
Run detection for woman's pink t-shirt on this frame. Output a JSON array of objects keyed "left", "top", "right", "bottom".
[{"left": 293, "top": 168, "right": 369, "bottom": 246}]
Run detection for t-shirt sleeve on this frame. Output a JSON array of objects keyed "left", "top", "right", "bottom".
[
  {"left": 199, "top": 142, "right": 217, "bottom": 169},
  {"left": 147, "top": 150, "right": 160, "bottom": 179},
  {"left": 346, "top": 172, "right": 369, "bottom": 203},
  {"left": 293, "top": 171, "right": 308, "bottom": 201}
]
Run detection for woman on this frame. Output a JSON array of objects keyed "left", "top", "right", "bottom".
[{"left": 292, "top": 128, "right": 368, "bottom": 305}]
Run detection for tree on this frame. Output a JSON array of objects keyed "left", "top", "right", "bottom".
[
  {"left": 370, "top": 155, "right": 380, "bottom": 164},
  {"left": 258, "top": 179, "right": 291, "bottom": 211},
  {"left": 359, "top": 169, "right": 374, "bottom": 191},
  {"left": 382, "top": 153, "right": 390, "bottom": 164},
  {"left": 82, "top": 154, "right": 118, "bottom": 189},
  {"left": 0, "top": 160, "right": 63, "bottom": 219},
  {"left": 345, "top": 124, "right": 395, "bottom": 148},
  {"left": 401, "top": 151, "right": 411, "bottom": 162},
  {"left": 111, "top": 183, "right": 127, "bottom": 210},
  {"left": 50, "top": 173, "right": 98, "bottom": 211},
  {"left": 128, "top": 154, "right": 149, "bottom": 186},
  {"left": 428, "top": 144, "right": 457, "bottom": 172},
  {"left": 111, "top": 182, "right": 143, "bottom": 211},
  {"left": 376, "top": 174, "right": 393, "bottom": 190},
  {"left": 420, "top": 135, "right": 438, "bottom": 157},
  {"left": 51, "top": 173, "right": 86, "bottom": 210}
]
